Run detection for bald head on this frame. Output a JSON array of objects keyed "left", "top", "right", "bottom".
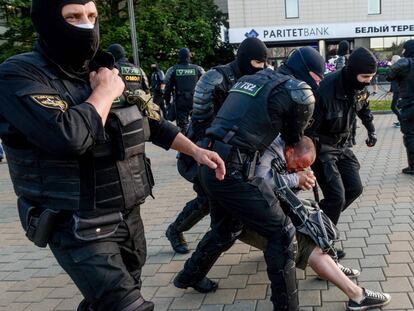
[{"left": 284, "top": 136, "right": 316, "bottom": 172}]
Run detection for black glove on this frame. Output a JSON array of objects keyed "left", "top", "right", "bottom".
[{"left": 365, "top": 132, "right": 377, "bottom": 147}]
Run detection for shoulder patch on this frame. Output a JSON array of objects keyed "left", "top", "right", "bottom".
[
  {"left": 176, "top": 68, "right": 197, "bottom": 76},
  {"left": 229, "top": 81, "right": 264, "bottom": 97},
  {"left": 120, "top": 66, "right": 141, "bottom": 76},
  {"left": 30, "top": 95, "right": 68, "bottom": 112}
]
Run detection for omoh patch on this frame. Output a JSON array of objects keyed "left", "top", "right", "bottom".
[{"left": 30, "top": 95, "right": 68, "bottom": 112}]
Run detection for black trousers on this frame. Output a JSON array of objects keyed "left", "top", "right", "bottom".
[
  {"left": 172, "top": 180, "right": 210, "bottom": 233},
  {"left": 391, "top": 92, "right": 400, "bottom": 120},
  {"left": 401, "top": 116, "right": 414, "bottom": 168},
  {"left": 181, "top": 166, "right": 298, "bottom": 310},
  {"left": 49, "top": 208, "right": 147, "bottom": 311},
  {"left": 152, "top": 93, "right": 166, "bottom": 118},
  {"left": 312, "top": 145, "right": 363, "bottom": 225},
  {"left": 175, "top": 95, "right": 193, "bottom": 133}
]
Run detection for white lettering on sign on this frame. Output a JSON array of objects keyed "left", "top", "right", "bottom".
[{"left": 229, "top": 20, "right": 414, "bottom": 43}]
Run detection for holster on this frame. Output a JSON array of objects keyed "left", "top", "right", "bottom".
[{"left": 17, "top": 197, "right": 59, "bottom": 248}]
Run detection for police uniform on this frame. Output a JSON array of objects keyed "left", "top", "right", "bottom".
[
  {"left": 0, "top": 44, "right": 179, "bottom": 311},
  {"left": 167, "top": 61, "right": 240, "bottom": 253},
  {"left": 307, "top": 68, "right": 375, "bottom": 225},
  {"left": 387, "top": 44, "right": 414, "bottom": 174},
  {"left": 174, "top": 68, "right": 315, "bottom": 311},
  {"left": 149, "top": 66, "right": 166, "bottom": 116},
  {"left": 168, "top": 38, "right": 270, "bottom": 255},
  {"left": 164, "top": 51, "right": 204, "bottom": 132},
  {"left": 115, "top": 58, "right": 150, "bottom": 94}
]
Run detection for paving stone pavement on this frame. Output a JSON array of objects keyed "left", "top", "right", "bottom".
[{"left": 1, "top": 113, "right": 414, "bottom": 311}]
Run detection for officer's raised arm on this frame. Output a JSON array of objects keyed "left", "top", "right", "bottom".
[{"left": 87, "top": 67, "right": 125, "bottom": 124}]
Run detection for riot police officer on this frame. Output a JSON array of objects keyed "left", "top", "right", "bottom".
[
  {"left": 107, "top": 43, "right": 150, "bottom": 93},
  {"left": 164, "top": 48, "right": 205, "bottom": 132},
  {"left": 166, "top": 38, "right": 268, "bottom": 254},
  {"left": 173, "top": 47, "right": 325, "bottom": 311},
  {"left": 307, "top": 47, "right": 378, "bottom": 259},
  {"left": 0, "top": 1, "right": 225, "bottom": 311},
  {"left": 149, "top": 63, "right": 166, "bottom": 116},
  {"left": 387, "top": 39, "right": 414, "bottom": 175}
]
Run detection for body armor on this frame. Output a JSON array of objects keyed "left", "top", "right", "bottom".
[
  {"left": 206, "top": 68, "right": 291, "bottom": 153},
  {"left": 192, "top": 62, "right": 238, "bottom": 123},
  {"left": 4, "top": 52, "right": 152, "bottom": 216}
]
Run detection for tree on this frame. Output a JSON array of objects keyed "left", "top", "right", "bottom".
[
  {"left": 0, "top": 0, "right": 234, "bottom": 70},
  {"left": 0, "top": 0, "right": 34, "bottom": 62}
]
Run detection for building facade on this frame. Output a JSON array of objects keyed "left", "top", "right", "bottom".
[{"left": 226, "top": 0, "right": 414, "bottom": 62}]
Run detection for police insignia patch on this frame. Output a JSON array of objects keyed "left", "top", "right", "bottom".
[
  {"left": 229, "top": 81, "right": 264, "bottom": 97},
  {"left": 30, "top": 95, "right": 68, "bottom": 112}
]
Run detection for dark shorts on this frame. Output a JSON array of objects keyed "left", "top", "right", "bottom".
[{"left": 238, "top": 229, "right": 316, "bottom": 270}]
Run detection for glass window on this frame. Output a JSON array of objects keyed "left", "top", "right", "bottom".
[
  {"left": 368, "top": 0, "right": 381, "bottom": 14},
  {"left": 370, "top": 38, "right": 383, "bottom": 49},
  {"left": 285, "top": 0, "right": 299, "bottom": 18}
]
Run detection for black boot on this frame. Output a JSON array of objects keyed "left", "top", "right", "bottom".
[
  {"left": 136, "top": 301, "right": 154, "bottom": 311},
  {"left": 166, "top": 224, "right": 189, "bottom": 254},
  {"left": 174, "top": 270, "right": 218, "bottom": 293},
  {"left": 402, "top": 166, "right": 414, "bottom": 175}
]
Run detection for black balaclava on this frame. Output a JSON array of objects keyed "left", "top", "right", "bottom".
[
  {"left": 150, "top": 63, "right": 158, "bottom": 73},
  {"left": 285, "top": 46, "right": 325, "bottom": 91},
  {"left": 107, "top": 44, "right": 126, "bottom": 62},
  {"left": 337, "top": 40, "right": 350, "bottom": 56},
  {"left": 31, "top": 0, "right": 99, "bottom": 73},
  {"left": 178, "top": 48, "right": 191, "bottom": 64},
  {"left": 403, "top": 40, "right": 414, "bottom": 58},
  {"left": 236, "top": 37, "right": 268, "bottom": 75},
  {"left": 343, "top": 47, "right": 377, "bottom": 92}
]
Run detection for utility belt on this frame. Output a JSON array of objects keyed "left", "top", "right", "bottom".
[
  {"left": 17, "top": 196, "right": 131, "bottom": 248},
  {"left": 209, "top": 139, "right": 260, "bottom": 181},
  {"left": 176, "top": 91, "right": 194, "bottom": 96},
  {"left": 176, "top": 91, "right": 194, "bottom": 100},
  {"left": 318, "top": 134, "right": 349, "bottom": 148}
]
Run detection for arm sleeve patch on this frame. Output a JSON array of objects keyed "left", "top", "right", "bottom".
[{"left": 30, "top": 95, "right": 68, "bottom": 112}]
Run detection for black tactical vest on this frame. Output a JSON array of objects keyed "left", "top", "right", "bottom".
[
  {"left": 174, "top": 64, "right": 200, "bottom": 95},
  {"left": 398, "top": 58, "right": 414, "bottom": 104},
  {"left": 207, "top": 68, "right": 290, "bottom": 153},
  {"left": 4, "top": 52, "right": 152, "bottom": 215}
]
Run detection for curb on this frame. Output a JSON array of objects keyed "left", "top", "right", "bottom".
[{"left": 372, "top": 110, "right": 393, "bottom": 115}]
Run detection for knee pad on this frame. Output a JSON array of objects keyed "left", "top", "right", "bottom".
[
  {"left": 175, "top": 198, "right": 210, "bottom": 232},
  {"left": 265, "top": 222, "right": 299, "bottom": 311}
]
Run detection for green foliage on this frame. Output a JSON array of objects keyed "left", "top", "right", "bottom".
[
  {"left": 0, "top": 0, "right": 34, "bottom": 62},
  {"left": 0, "top": 0, "right": 234, "bottom": 71},
  {"left": 370, "top": 99, "right": 391, "bottom": 111}
]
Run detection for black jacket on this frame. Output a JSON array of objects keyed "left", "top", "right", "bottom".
[{"left": 307, "top": 69, "right": 374, "bottom": 145}]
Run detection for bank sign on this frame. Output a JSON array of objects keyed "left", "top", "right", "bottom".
[{"left": 229, "top": 20, "right": 414, "bottom": 43}]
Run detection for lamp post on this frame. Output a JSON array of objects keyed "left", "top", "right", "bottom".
[{"left": 127, "top": 0, "right": 140, "bottom": 67}]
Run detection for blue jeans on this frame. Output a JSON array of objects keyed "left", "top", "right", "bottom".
[{"left": 0, "top": 143, "right": 4, "bottom": 158}]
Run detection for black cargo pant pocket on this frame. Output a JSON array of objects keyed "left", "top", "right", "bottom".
[{"left": 73, "top": 212, "right": 123, "bottom": 242}]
